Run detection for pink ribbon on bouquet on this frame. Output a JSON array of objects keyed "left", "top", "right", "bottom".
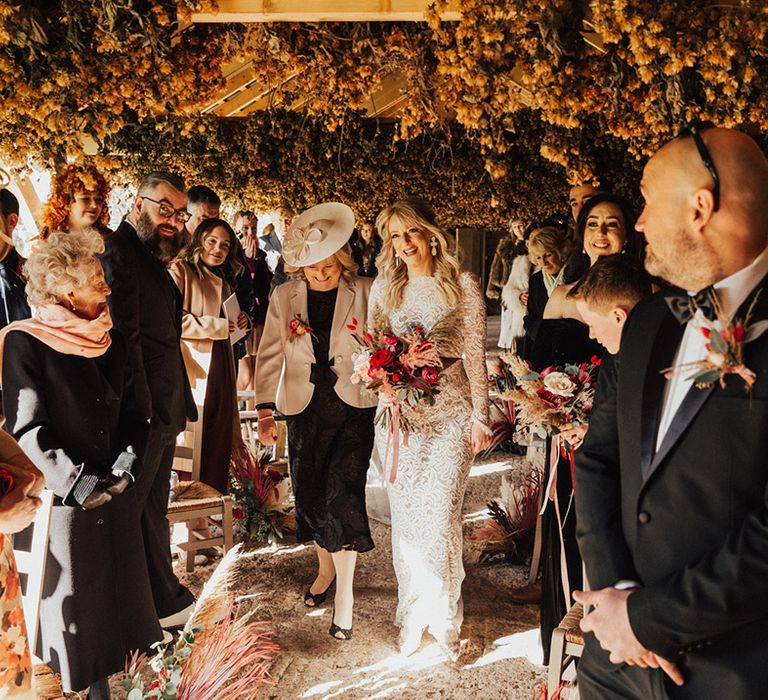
[
  {"left": 382, "top": 404, "right": 409, "bottom": 484},
  {"left": 540, "top": 434, "right": 576, "bottom": 609}
]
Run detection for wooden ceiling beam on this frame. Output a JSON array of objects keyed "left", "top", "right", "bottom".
[{"left": 191, "top": 0, "right": 461, "bottom": 23}]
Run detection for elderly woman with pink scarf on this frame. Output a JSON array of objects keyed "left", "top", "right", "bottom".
[{"left": 0, "top": 229, "right": 160, "bottom": 700}]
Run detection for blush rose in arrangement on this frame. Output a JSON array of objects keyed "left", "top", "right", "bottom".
[{"left": 347, "top": 317, "right": 443, "bottom": 481}]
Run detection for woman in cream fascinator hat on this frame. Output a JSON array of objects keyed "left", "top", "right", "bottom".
[{"left": 255, "top": 202, "right": 378, "bottom": 641}]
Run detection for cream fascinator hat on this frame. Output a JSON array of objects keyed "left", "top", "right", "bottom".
[{"left": 282, "top": 202, "right": 355, "bottom": 267}]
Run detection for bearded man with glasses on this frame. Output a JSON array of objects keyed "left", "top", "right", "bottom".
[{"left": 100, "top": 172, "right": 198, "bottom": 632}]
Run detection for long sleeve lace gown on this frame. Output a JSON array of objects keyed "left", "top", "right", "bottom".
[{"left": 368, "top": 272, "right": 489, "bottom": 648}]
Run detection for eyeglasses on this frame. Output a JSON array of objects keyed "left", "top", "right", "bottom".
[
  {"left": 141, "top": 196, "right": 192, "bottom": 223},
  {"left": 677, "top": 121, "right": 720, "bottom": 212}
]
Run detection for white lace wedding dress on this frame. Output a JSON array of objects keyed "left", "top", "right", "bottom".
[{"left": 368, "top": 272, "right": 489, "bottom": 649}]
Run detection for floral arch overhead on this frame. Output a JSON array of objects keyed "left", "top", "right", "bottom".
[{"left": 0, "top": 0, "right": 766, "bottom": 226}]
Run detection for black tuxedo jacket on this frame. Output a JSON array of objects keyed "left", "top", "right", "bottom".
[
  {"left": 575, "top": 276, "right": 768, "bottom": 698},
  {"left": 100, "top": 220, "right": 196, "bottom": 435}
]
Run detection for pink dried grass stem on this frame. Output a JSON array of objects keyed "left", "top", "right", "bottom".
[{"left": 178, "top": 600, "right": 279, "bottom": 700}]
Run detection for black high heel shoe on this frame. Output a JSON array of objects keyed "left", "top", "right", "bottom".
[
  {"left": 329, "top": 608, "right": 353, "bottom": 640},
  {"left": 303, "top": 577, "right": 335, "bottom": 607}
]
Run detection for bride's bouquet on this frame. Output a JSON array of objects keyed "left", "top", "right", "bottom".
[
  {"left": 347, "top": 317, "right": 443, "bottom": 481},
  {"left": 498, "top": 353, "right": 600, "bottom": 448}
]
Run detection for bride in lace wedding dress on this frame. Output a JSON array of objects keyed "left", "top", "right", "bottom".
[{"left": 369, "top": 198, "right": 491, "bottom": 659}]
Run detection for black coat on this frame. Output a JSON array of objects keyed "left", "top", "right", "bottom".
[
  {"left": 100, "top": 220, "right": 196, "bottom": 434},
  {"left": 355, "top": 237, "right": 381, "bottom": 278},
  {"left": 2, "top": 330, "right": 161, "bottom": 691},
  {"left": 239, "top": 248, "right": 272, "bottom": 326},
  {"left": 522, "top": 271, "right": 548, "bottom": 358},
  {"left": 0, "top": 250, "right": 30, "bottom": 328},
  {"left": 575, "top": 279, "right": 768, "bottom": 698}
]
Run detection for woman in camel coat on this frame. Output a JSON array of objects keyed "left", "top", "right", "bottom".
[{"left": 170, "top": 218, "right": 249, "bottom": 494}]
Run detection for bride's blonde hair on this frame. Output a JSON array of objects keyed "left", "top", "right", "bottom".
[{"left": 374, "top": 198, "right": 463, "bottom": 312}]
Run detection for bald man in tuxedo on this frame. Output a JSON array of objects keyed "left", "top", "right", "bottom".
[{"left": 574, "top": 127, "right": 768, "bottom": 699}]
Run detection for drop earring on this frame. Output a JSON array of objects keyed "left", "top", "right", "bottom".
[
  {"left": 430, "top": 236, "right": 438, "bottom": 256},
  {"left": 395, "top": 254, "right": 400, "bottom": 266}
]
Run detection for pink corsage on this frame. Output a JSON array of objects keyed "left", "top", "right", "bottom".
[
  {"left": 664, "top": 290, "right": 767, "bottom": 391},
  {"left": 287, "top": 315, "right": 312, "bottom": 342}
]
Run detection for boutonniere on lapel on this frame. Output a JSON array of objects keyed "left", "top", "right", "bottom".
[
  {"left": 664, "top": 290, "right": 768, "bottom": 390},
  {"left": 287, "top": 314, "right": 313, "bottom": 343}
]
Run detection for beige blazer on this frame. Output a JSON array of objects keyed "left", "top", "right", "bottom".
[
  {"left": 169, "top": 260, "right": 232, "bottom": 406},
  {"left": 255, "top": 276, "right": 377, "bottom": 415}
]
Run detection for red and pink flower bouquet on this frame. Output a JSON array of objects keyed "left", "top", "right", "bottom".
[{"left": 347, "top": 317, "right": 443, "bottom": 481}]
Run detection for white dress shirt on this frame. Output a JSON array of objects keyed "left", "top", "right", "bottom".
[{"left": 656, "top": 246, "right": 768, "bottom": 450}]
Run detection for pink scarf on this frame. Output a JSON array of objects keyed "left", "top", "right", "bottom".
[{"left": 0, "top": 304, "right": 113, "bottom": 377}]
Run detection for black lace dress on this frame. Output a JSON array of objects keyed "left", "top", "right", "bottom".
[{"left": 285, "top": 287, "right": 376, "bottom": 553}]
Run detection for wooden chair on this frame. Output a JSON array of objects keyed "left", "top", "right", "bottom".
[
  {"left": 14, "top": 489, "right": 54, "bottom": 656},
  {"left": 13, "top": 489, "right": 66, "bottom": 699},
  {"left": 167, "top": 407, "right": 234, "bottom": 572},
  {"left": 547, "top": 602, "right": 584, "bottom": 698},
  {"left": 237, "top": 389, "right": 260, "bottom": 452},
  {"left": 548, "top": 566, "right": 589, "bottom": 697}
]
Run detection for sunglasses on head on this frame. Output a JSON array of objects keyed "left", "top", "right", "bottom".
[{"left": 677, "top": 121, "right": 720, "bottom": 212}]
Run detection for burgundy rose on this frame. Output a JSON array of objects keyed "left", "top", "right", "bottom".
[
  {"left": 421, "top": 366, "right": 439, "bottom": 384},
  {"left": 370, "top": 349, "right": 396, "bottom": 369},
  {"left": 384, "top": 333, "right": 399, "bottom": 346}
]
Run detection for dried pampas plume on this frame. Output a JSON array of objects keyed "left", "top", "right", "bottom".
[{"left": 182, "top": 543, "right": 246, "bottom": 642}]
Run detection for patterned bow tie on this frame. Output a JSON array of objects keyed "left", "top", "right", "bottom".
[{"left": 664, "top": 286, "right": 717, "bottom": 324}]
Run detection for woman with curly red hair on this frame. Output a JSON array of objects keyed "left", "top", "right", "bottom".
[{"left": 40, "top": 164, "right": 112, "bottom": 239}]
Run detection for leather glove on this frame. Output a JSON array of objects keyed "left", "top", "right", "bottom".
[
  {"left": 106, "top": 473, "right": 132, "bottom": 496},
  {"left": 81, "top": 485, "right": 112, "bottom": 510}
]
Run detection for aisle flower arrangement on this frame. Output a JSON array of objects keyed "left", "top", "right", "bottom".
[
  {"left": 229, "top": 446, "right": 290, "bottom": 546},
  {"left": 466, "top": 470, "right": 542, "bottom": 565},
  {"left": 484, "top": 355, "right": 527, "bottom": 455},
  {"left": 122, "top": 546, "right": 279, "bottom": 699},
  {"left": 348, "top": 317, "right": 443, "bottom": 481}
]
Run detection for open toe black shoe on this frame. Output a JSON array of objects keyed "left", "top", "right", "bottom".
[
  {"left": 329, "top": 618, "right": 353, "bottom": 640},
  {"left": 303, "top": 577, "right": 335, "bottom": 607}
]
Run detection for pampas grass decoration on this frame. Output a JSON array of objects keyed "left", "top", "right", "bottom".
[
  {"left": 178, "top": 544, "right": 279, "bottom": 699},
  {"left": 182, "top": 543, "right": 245, "bottom": 640},
  {"left": 123, "top": 544, "right": 279, "bottom": 699},
  {"left": 177, "top": 599, "right": 279, "bottom": 700}
]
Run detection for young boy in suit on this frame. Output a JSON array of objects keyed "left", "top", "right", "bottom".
[{"left": 568, "top": 254, "right": 653, "bottom": 355}]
